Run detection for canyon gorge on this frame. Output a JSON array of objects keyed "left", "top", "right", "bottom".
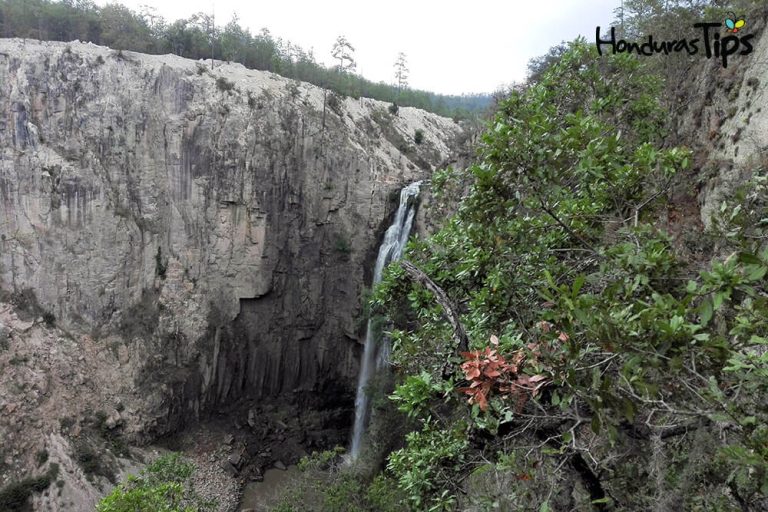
[{"left": 0, "top": 38, "right": 467, "bottom": 511}]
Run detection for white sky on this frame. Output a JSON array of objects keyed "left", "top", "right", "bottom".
[{"left": 93, "top": 0, "right": 620, "bottom": 95}]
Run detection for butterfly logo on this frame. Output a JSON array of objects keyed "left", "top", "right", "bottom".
[{"left": 725, "top": 12, "right": 746, "bottom": 33}]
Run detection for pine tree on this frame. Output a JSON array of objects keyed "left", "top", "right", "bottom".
[
  {"left": 331, "top": 35, "right": 355, "bottom": 73},
  {"left": 394, "top": 52, "right": 409, "bottom": 91}
]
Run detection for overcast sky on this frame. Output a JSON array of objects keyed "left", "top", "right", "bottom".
[{"left": 93, "top": 0, "right": 621, "bottom": 95}]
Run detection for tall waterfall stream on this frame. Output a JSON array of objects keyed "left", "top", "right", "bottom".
[{"left": 349, "top": 181, "right": 422, "bottom": 459}]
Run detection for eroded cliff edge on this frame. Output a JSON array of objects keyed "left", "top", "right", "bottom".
[{"left": 0, "top": 38, "right": 465, "bottom": 507}]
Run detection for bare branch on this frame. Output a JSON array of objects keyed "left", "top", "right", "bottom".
[{"left": 400, "top": 260, "right": 469, "bottom": 355}]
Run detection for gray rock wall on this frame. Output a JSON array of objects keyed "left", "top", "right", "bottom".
[
  {"left": 0, "top": 38, "right": 462, "bottom": 438},
  {"left": 666, "top": 12, "right": 768, "bottom": 229}
]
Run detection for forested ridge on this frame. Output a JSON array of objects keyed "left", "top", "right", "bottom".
[{"left": 0, "top": 0, "right": 492, "bottom": 119}]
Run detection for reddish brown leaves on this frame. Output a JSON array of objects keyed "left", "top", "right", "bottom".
[
  {"left": 457, "top": 343, "right": 509, "bottom": 411},
  {"left": 457, "top": 333, "right": 553, "bottom": 412}
]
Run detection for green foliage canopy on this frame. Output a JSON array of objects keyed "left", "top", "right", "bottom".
[
  {"left": 96, "top": 453, "right": 214, "bottom": 512},
  {"left": 371, "top": 37, "right": 768, "bottom": 511}
]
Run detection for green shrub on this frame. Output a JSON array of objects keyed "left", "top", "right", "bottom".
[
  {"left": 35, "top": 449, "right": 49, "bottom": 467},
  {"left": 321, "top": 473, "right": 366, "bottom": 512},
  {"left": 387, "top": 422, "right": 466, "bottom": 510},
  {"left": 155, "top": 246, "right": 167, "bottom": 279},
  {"left": 334, "top": 235, "right": 351, "bottom": 255},
  {"left": 365, "top": 474, "right": 404, "bottom": 512},
  {"left": 216, "top": 76, "right": 235, "bottom": 92},
  {"left": 7, "top": 288, "right": 55, "bottom": 324},
  {"left": 9, "top": 354, "right": 28, "bottom": 365},
  {"left": 142, "top": 453, "right": 194, "bottom": 483},
  {"left": 413, "top": 129, "right": 424, "bottom": 145},
  {"left": 96, "top": 453, "right": 212, "bottom": 512},
  {"left": 0, "top": 466, "right": 57, "bottom": 511},
  {"left": 74, "top": 439, "right": 116, "bottom": 483},
  {"left": 97, "top": 481, "right": 187, "bottom": 512},
  {"left": 91, "top": 410, "right": 129, "bottom": 458},
  {"left": 327, "top": 92, "right": 342, "bottom": 115},
  {"left": 298, "top": 447, "right": 346, "bottom": 472},
  {"left": 247, "top": 92, "right": 258, "bottom": 109},
  {"left": 120, "top": 288, "right": 160, "bottom": 340},
  {"left": 274, "top": 447, "right": 410, "bottom": 512},
  {"left": 59, "top": 416, "right": 76, "bottom": 432},
  {"left": 42, "top": 311, "right": 55, "bottom": 326},
  {"left": 272, "top": 503, "right": 299, "bottom": 512},
  {"left": 369, "top": 38, "right": 768, "bottom": 510}
]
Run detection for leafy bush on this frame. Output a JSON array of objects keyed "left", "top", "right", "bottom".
[
  {"left": 369, "top": 37, "right": 768, "bottom": 510},
  {"left": 387, "top": 422, "right": 467, "bottom": 510},
  {"left": 326, "top": 92, "right": 343, "bottom": 115},
  {"left": 0, "top": 476, "right": 51, "bottom": 510},
  {"left": 413, "top": 129, "right": 424, "bottom": 145},
  {"left": 9, "top": 354, "right": 28, "bottom": 365},
  {"left": 74, "top": 439, "right": 116, "bottom": 484},
  {"left": 215, "top": 76, "right": 235, "bottom": 92},
  {"left": 155, "top": 246, "right": 168, "bottom": 279},
  {"left": 35, "top": 449, "right": 49, "bottom": 467},
  {"left": 365, "top": 474, "right": 404, "bottom": 512},
  {"left": 320, "top": 472, "right": 366, "bottom": 512},
  {"left": 298, "top": 447, "right": 346, "bottom": 472},
  {"left": 96, "top": 453, "right": 213, "bottom": 512},
  {"left": 120, "top": 287, "right": 160, "bottom": 340},
  {"left": 273, "top": 447, "right": 406, "bottom": 512},
  {"left": 390, "top": 371, "right": 449, "bottom": 419},
  {"left": 0, "top": 465, "right": 58, "bottom": 511},
  {"left": 42, "top": 311, "right": 55, "bottom": 326},
  {"left": 5, "top": 288, "right": 55, "bottom": 324},
  {"left": 334, "top": 235, "right": 351, "bottom": 255}
]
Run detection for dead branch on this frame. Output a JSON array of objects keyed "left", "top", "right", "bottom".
[{"left": 400, "top": 260, "right": 469, "bottom": 355}]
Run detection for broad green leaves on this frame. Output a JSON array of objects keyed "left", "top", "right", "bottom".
[{"left": 373, "top": 37, "right": 768, "bottom": 511}]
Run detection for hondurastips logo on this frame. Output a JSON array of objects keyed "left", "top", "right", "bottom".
[{"left": 596, "top": 13, "right": 754, "bottom": 68}]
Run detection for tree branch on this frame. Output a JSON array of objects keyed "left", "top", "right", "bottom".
[
  {"left": 400, "top": 260, "right": 469, "bottom": 356},
  {"left": 537, "top": 196, "right": 603, "bottom": 257}
]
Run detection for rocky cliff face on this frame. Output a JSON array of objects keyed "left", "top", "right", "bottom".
[
  {"left": 668, "top": 12, "right": 768, "bottom": 230},
  {"left": 0, "top": 38, "right": 463, "bottom": 507}
]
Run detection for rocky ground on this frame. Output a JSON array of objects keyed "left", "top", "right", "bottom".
[
  {"left": 0, "top": 297, "right": 349, "bottom": 511},
  {"left": 167, "top": 399, "right": 349, "bottom": 511},
  {"left": 0, "top": 299, "right": 151, "bottom": 510}
]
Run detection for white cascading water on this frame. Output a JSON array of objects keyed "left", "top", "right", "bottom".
[{"left": 349, "top": 181, "right": 421, "bottom": 459}]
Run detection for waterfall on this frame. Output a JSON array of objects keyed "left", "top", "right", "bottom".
[{"left": 349, "top": 181, "right": 421, "bottom": 459}]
